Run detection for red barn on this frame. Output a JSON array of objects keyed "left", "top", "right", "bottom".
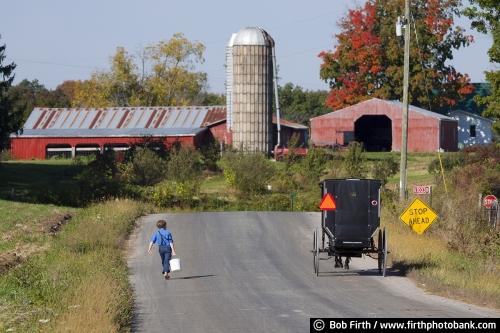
[
  {"left": 10, "top": 106, "right": 307, "bottom": 159},
  {"left": 310, "top": 98, "right": 458, "bottom": 152},
  {"left": 10, "top": 106, "right": 227, "bottom": 160}
]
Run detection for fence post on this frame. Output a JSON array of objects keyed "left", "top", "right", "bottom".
[{"left": 290, "top": 192, "right": 297, "bottom": 212}]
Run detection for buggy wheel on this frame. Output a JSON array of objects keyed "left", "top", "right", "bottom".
[
  {"left": 313, "top": 229, "right": 317, "bottom": 273},
  {"left": 321, "top": 228, "right": 325, "bottom": 251},
  {"left": 377, "top": 229, "right": 383, "bottom": 274},
  {"left": 314, "top": 229, "right": 320, "bottom": 276},
  {"left": 315, "top": 245, "right": 319, "bottom": 276},
  {"left": 382, "top": 228, "right": 388, "bottom": 277}
]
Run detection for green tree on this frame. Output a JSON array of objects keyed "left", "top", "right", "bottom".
[
  {"left": 72, "top": 73, "right": 113, "bottom": 107},
  {"left": 463, "top": 0, "right": 500, "bottom": 134},
  {"left": 0, "top": 37, "right": 18, "bottom": 150},
  {"left": 319, "top": 0, "right": 474, "bottom": 112},
  {"left": 219, "top": 152, "right": 275, "bottom": 194},
  {"left": 197, "top": 92, "right": 226, "bottom": 106},
  {"left": 278, "top": 83, "right": 329, "bottom": 124},
  {"left": 108, "top": 47, "right": 141, "bottom": 106},
  {"left": 166, "top": 146, "right": 203, "bottom": 183},
  {"left": 120, "top": 148, "right": 167, "bottom": 186},
  {"left": 69, "top": 33, "right": 208, "bottom": 107},
  {"left": 144, "top": 33, "right": 207, "bottom": 106},
  {"left": 343, "top": 142, "right": 366, "bottom": 178},
  {"left": 8, "top": 80, "right": 48, "bottom": 123},
  {"left": 7, "top": 79, "right": 72, "bottom": 126},
  {"left": 72, "top": 48, "right": 139, "bottom": 107}
]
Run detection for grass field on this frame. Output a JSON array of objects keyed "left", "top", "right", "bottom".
[
  {"left": 0, "top": 160, "right": 79, "bottom": 254},
  {"left": 0, "top": 160, "right": 78, "bottom": 203},
  {"left": 363, "top": 151, "right": 437, "bottom": 187},
  {"left": 0, "top": 160, "right": 149, "bottom": 331},
  {"left": 0, "top": 152, "right": 497, "bottom": 332},
  {"left": 0, "top": 200, "right": 147, "bottom": 332},
  {"left": 383, "top": 211, "right": 500, "bottom": 308},
  {"left": 200, "top": 173, "right": 228, "bottom": 194}
]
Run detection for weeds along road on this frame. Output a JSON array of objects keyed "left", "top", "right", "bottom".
[{"left": 128, "top": 212, "right": 498, "bottom": 333}]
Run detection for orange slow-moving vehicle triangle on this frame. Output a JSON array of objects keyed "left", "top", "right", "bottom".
[{"left": 319, "top": 193, "right": 336, "bottom": 210}]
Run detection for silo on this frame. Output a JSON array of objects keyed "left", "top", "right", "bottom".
[
  {"left": 230, "top": 27, "right": 274, "bottom": 153},
  {"left": 225, "top": 33, "right": 236, "bottom": 131}
]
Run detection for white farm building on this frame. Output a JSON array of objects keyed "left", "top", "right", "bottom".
[{"left": 448, "top": 110, "right": 494, "bottom": 148}]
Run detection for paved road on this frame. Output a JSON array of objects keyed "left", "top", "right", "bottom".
[{"left": 128, "top": 212, "right": 498, "bottom": 333}]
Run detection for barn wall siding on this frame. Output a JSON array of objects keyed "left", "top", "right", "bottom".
[
  {"left": 208, "top": 122, "right": 232, "bottom": 145},
  {"left": 310, "top": 99, "right": 457, "bottom": 152},
  {"left": 10, "top": 136, "right": 198, "bottom": 160},
  {"left": 449, "top": 111, "right": 493, "bottom": 147}
]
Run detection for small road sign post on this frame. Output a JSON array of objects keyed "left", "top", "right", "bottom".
[
  {"left": 412, "top": 185, "right": 432, "bottom": 205},
  {"left": 482, "top": 194, "right": 498, "bottom": 228},
  {"left": 482, "top": 194, "right": 498, "bottom": 210},
  {"left": 399, "top": 198, "right": 438, "bottom": 235}
]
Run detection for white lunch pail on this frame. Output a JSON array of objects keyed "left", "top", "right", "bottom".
[{"left": 169, "top": 258, "right": 180, "bottom": 271}]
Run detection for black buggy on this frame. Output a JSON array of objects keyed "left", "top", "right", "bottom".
[{"left": 312, "top": 178, "right": 389, "bottom": 276}]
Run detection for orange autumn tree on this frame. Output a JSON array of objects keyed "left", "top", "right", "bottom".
[{"left": 319, "top": 0, "right": 474, "bottom": 111}]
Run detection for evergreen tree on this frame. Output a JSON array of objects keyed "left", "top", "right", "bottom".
[{"left": 0, "top": 37, "right": 18, "bottom": 150}]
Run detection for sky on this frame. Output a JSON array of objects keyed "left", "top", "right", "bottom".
[{"left": 1, "top": 0, "right": 495, "bottom": 93}]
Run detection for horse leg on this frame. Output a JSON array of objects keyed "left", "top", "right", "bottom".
[
  {"left": 335, "top": 256, "right": 343, "bottom": 268},
  {"left": 344, "top": 257, "right": 350, "bottom": 270}
]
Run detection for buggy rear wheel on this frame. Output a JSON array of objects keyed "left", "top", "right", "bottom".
[
  {"left": 382, "top": 228, "right": 388, "bottom": 277},
  {"left": 313, "top": 229, "right": 318, "bottom": 274},
  {"left": 377, "top": 229, "right": 383, "bottom": 274},
  {"left": 315, "top": 246, "right": 319, "bottom": 276},
  {"left": 314, "top": 229, "right": 320, "bottom": 276}
]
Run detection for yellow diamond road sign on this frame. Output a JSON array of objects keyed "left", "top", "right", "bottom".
[{"left": 400, "top": 198, "right": 438, "bottom": 235}]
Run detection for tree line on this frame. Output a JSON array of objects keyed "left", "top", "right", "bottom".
[
  {"left": 1, "top": 0, "right": 498, "bottom": 151},
  {"left": 0, "top": 30, "right": 330, "bottom": 151},
  {"left": 319, "top": 0, "right": 498, "bottom": 132}
]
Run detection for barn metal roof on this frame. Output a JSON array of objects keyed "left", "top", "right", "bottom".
[
  {"left": 311, "top": 98, "right": 457, "bottom": 121},
  {"left": 16, "top": 128, "right": 205, "bottom": 138},
  {"left": 14, "top": 106, "right": 225, "bottom": 137},
  {"left": 272, "top": 116, "right": 308, "bottom": 129},
  {"left": 12, "top": 105, "right": 307, "bottom": 137},
  {"left": 448, "top": 110, "right": 494, "bottom": 123},
  {"left": 386, "top": 100, "right": 456, "bottom": 121}
]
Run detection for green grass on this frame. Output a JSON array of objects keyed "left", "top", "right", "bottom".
[
  {"left": 0, "top": 200, "right": 148, "bottom": 332},
  {"left": 0, "top": 160, "right": 78, "bottom": 203},
  {"left": 200, "top": 174, "right": 229, "bottom": 194},
  {"left": 378, "top": 152, "right": 437, "bottom": 187},
  {"left": 0, "top": 151, "right": 495, "bottom": 332},
  {"left": 0, "top": 160, "right": 79, "bottom": 253},
  {"left": 0, "top": 160, "right": 150, "bottom": 331},
  {"left": 0, "top": 200, "right": 77, "bottom": 253},
  {"left": 384, "top": 212, "right": 500, "bottom": 308}
]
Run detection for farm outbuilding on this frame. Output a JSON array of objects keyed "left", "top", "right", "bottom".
[
  {"left": 448, "top": 110, "right": 494, "bottom": 148},
  {"left": 10, "top": 106, "right": 307, "bottom": 160},
  {"left": 10, "top": 106, "right": 222, "bottom": 160},
  {"left": 310, "top": 98, "right": 458, "bottom": 152}
]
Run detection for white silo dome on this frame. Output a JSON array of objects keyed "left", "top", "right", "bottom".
[{"left": 233, "top": 27, "right": 274, "bottom": 46}]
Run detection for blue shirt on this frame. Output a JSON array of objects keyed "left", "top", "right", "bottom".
[{"left": 150, "top": 229, "right": 173, "bottom": 246}]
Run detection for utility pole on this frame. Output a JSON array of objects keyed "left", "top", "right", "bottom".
[{"left": 399, "top": 0, "right": 410, "bottom": 201}]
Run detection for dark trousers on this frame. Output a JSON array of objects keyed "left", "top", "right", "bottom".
[{"left": 159, "top": 246, "right": 172, "bottom": 273}]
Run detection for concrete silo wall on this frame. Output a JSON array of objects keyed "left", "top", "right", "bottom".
[{"left": 232, "top": 45, "right": 273, "bottom": 153}]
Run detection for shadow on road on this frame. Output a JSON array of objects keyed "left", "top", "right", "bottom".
[
  {"left": 170, "top": 274, "right": 216, "bottom": 280},
  {"left": 390, "top": 259, "right": 437, "bottom": 276},
  {"left": 317, "top": 269, "right": 383, "bottom": 277}
]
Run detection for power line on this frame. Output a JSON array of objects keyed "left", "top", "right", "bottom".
[{"left": 14, "top": 58, "right": 99, "bottom": 70}]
